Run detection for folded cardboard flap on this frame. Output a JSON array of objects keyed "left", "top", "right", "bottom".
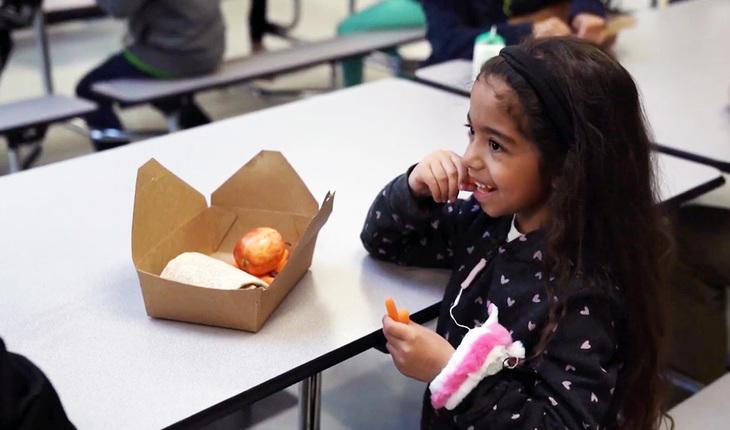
[
  {"left": 288, "top": 191, "right": 335, "bottom": 265},
  {"left": 137, "top": 206, "right": 237, "bottom": 275},
  {"left": 132, "top": 159, "right": 208, "bottom": 267},
  {"left": 212, "top": 150, "right": 319, "bottom": 216}
]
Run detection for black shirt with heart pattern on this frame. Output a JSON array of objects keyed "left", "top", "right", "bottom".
[{"left": 361, "top": 171, "right": 626, "bottom": 430}]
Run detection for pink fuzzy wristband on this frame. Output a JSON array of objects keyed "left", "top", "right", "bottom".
[{"left": 429, "top": 304, "right": 525, "bottom": 410}]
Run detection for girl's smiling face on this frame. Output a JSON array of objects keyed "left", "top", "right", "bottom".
[{"left": 464, "top": 75, "right": 551, "bottom": 233}]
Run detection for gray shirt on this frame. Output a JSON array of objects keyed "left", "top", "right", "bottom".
[{"left": 97, "top": 0, "right": 225, "bottom": 77}]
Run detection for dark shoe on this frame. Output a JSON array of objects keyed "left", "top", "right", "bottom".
[{"left": 89, "top": 128, "right": 130, "bottom": 151}]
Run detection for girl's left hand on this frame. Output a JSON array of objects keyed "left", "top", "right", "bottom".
[
  {"left": 572, "top": 13, "right": 607, "bottom": 45},
  {"left": 382, "top": 316, "right": 455, "bottom": 382}
]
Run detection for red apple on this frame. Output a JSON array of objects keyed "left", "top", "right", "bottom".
[{"left": 233, "top": 227, "right": 286, "bottom": 276}]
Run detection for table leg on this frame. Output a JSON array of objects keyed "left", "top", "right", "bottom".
[
  {"left": 165, "top": 112, "right": 181, "bottom": 132},
  {"left": 329, "top": 61, "right": 338, "bottom": 88},
  {"left": 6, "top": 144, "right": 20, "bottom": 173},
  {"left": 299, "top": 373, "right": 322, "bottom": 430},
  {"left": 33, "top": 12, "right": 54, "bottom": 95}
]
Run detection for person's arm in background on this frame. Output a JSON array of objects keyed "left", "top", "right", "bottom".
[
  {"left": 568, "top": 0, "right": 609, "bottom": 45},
  {"left": 0, "top": 338, "right": 75, "bottom": 429},
  {"left": 421, "top": 0, "right": 533, "bottom": 64},
  {"left": 96, "top": 0, "right": 146, "bottom": 18}
]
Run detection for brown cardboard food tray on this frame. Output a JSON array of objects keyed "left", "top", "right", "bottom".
[{"left": 131, "top": 150, "right": 334, "bottom": 332}]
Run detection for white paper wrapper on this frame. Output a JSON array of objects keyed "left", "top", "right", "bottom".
[{"left": 161, "top": 252, "right": 268, "bottom": 290}]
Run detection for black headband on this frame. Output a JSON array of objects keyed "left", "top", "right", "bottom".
[{"left": 499, "top": 46, "right": 573, "bottom": 147}]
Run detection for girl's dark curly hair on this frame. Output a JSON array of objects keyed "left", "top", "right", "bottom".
[{"left": 479, "top": 37, "right": 671, "bottom": 430}]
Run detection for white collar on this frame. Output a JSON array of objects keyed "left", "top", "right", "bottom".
[{"left": 506, "top": 215, "right": 523, "bottom": 242}]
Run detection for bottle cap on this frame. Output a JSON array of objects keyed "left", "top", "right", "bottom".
[{"left": 475, "top": 26, "right": 505, "bottom": 45}]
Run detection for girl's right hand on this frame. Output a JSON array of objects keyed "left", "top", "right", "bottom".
[
  {"left": 382, "top": 315, "right": 455, "bottom": 383},
  {"left": 408, "top": 150, "right": 468, "bottom": 203},
  {"left": 532, "top": 17, "right": 572, "bottom": 39}
]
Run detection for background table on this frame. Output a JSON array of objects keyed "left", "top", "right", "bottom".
[
  {"left": 415, "top": 59, "right": 472, "bottom": 96},
  {"left": 614, "top": 0, "right": 730, "bottom": 171},
  {"left": 666, "top": 373, "right": 730, "bottom": 429}
]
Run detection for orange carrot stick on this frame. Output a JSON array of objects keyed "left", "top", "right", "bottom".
[
  {"left": 398, "top": 308, "right": 411, "bottom": 324},
  {"left": 385, "top": 297, "right": 399, "bottom": 321}
]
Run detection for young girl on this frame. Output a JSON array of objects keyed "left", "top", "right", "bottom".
[{"left": 361, "top": 37, "right": 669, "bottom": 429}]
